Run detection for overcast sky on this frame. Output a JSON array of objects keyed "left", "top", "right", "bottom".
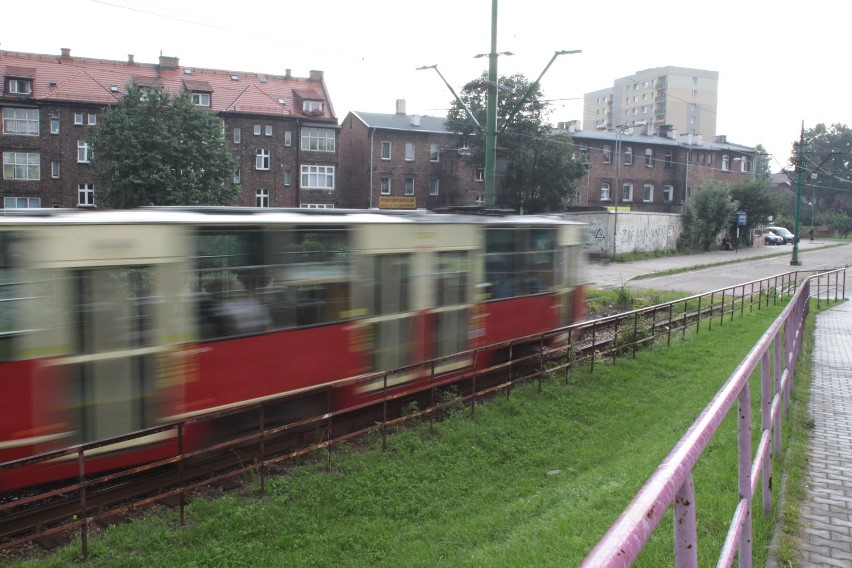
[{"left": 3, "top": 0, "right": 848, "bottom": 173}]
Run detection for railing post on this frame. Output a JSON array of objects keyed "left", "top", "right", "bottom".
[
  {"left": 667, "top": 303, "right": 674, "bottom": 347},
  {"left": 259, "top": 406, "right": 266, "bottom": 496},
  {"left": 773, "top": 334, "right": 783, "bottom": 458},
  {"left": 78, "top": 446, "right": 88, "bottom": 561},
  {"left": 760, "top": 350, "right": 772, "bottom": 514},
  {"left": 178, "top": 424, "right": 186, "bottom": 526},
  {"left": 674, "top": 474, "right": 698, "bottom": 568},
  {"left": 738, "top": 384, "right": 753, "bottom": 568}
]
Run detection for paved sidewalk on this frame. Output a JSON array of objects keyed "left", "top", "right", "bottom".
[{"left": 797, "top": 300, "right": 852, "bottom": 567}]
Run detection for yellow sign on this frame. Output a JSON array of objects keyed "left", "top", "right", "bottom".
[
  {"left": 606, "top": 205, "right": 631, "bottom": 212},
  {"left": 379, "top": 196, "right": 416, "bottom": 210}
]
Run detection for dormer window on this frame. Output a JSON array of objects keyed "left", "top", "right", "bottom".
[
  {"left": 7, "top": 78, "right": 33, "bottom": 95},
  {"left": 191, "top": 92, "right": 211, "bottom": 107},
  {"left": 303, "top": 100, "right": 323, "bottom": 115}
]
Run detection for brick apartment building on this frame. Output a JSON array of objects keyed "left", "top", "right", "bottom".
[
  {"left": 338, "top": 100, "right": 482, "bottom": 210},
  {"left": 563, "top": 122, "right": 759, "bottom": 213},
  {"left": 1, "top": 48, "right": 339, "bottom": 210}
]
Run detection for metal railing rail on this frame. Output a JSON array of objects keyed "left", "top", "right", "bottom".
[{"left": 580, "top": 268, "right": 846, "bottom": 567}]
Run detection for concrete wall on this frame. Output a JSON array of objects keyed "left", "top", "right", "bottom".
[{"left": 564, "top": 210, "right": 682, "bottom": 258}]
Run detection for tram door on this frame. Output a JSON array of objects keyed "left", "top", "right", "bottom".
[
  {"left": 369, "top": 254, "right": 413, "bottom": 372},
  {"left": 69, "top": 267, "right": 156, "bottom": 443}
]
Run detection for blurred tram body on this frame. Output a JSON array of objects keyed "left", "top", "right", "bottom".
[{"left": 0, "top": 208, "right": 585, "bottom": 489}]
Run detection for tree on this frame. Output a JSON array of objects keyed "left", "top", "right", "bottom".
[
  {"left": 91, "top": 83, "right": 240, "bottom": 208},
  {"left": 444, "top": 72, "right": 586, "bottom": 213},
  {"left": 678, "top": 182, "right": 737, "bottom": 251},
  {"left": 790, "top": 123, "right": 852, "bottom": 219},
  {"left": 730, "top": 179, "right": 775, "bottom": 244}
]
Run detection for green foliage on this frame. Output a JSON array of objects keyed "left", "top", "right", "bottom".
[
  {"left": 730, "top": 178, "right": 776, "bottom": 244},
  {"left": 444, "top": 72, "right": 586, "bottom": 213},
  {"left": 677, "top": 182, "right": 737, "bottom": 251},
  {"left": 791, "top": 123, "right": 852, "bottom": 216},
  {"left": 91, "top": 82, "right": 240, "bottom": 208},
  {"left": 829, "top": 211, "right": 852, "bottom": 237}
]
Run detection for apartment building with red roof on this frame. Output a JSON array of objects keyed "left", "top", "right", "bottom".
[{"left": 1, "top": 48, "right": 339, "bottom": 209}]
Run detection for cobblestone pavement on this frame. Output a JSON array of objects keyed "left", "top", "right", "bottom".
[{"left": 797, "top": 300, "right": 852, "bottom": 567}]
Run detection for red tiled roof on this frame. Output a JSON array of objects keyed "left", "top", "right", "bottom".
[{"left": 0, "top": 50, "right": 334, "bottom": 120}]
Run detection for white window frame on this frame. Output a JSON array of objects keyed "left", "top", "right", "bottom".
[
  {"left": 284, "top": 131, "right": 292, "bottom": 147},
  {"left": 74, "top": 112, "right": 84, "bottom": 125},
  {"left": 51, "top": 160, "right": 60, "bottom": 179},
  {"left": 191, "top": 92, "right": 211, "bottom": 107},
  {"left": 380, "top": 177, "right": 391, "bottom": 195},
  {"left": 256, "top": 188, "right": 270, "bottom": 208},
  {"left": 603, "top": 144, "right": 612, "bottom": 164},
  {"left": 663, "top": 185, "right": 674, "bottom": 202},
  {"left": 233, "top": 127, "right": 241, "bottom": 144},
  {"left": 430, "top": 144, "right": 440, "bottom": 162},
  {"left": 255, "top": 148, "right": 270, "bottom": 170},
  {"left": 301, "top": 164, "right": 335, "bottom": 189},
  {"left": 664, "top": 151, "right": 673, "bottom": 168},
  {"left": 301, "top": 127, "right": 336, "bottom": 152},
  {"left": 77, "top": 140, "right": 93, "bottom": 163},
  {"left": 50, "top": 118, "right": 60, "bottom": 134},
  {"left": 77, "top": 183, "right": 95, "bottom": 207},
  {"left": 302, "top": 100, "right": 323, "bottom": 113},
  {"left": 429, "top": 178, "right": 439, "bottom": 196},
  {"left": 645, "top": 148, "right": 654, "bottom": 168},
  {"left": 404, "top": 142, "right": 415, "bottom": 162},
  {"left": 3, "top": 152, "right": 40, "bottom": 180},
  {"left": 2, "top": 108, "right": 39, "bottom": 136},
  {"left": 600, "top": 182, "right": 611, "bottom": 201},
  {"left": 233, "top": 167, "right": 241, "bottom": 184},
  {"left": 253, "top": 124, "right": 262, "bottom": 136},
  {"left": 722, "top": 154, "right": 730, "bottom": 171},
  {"left": 265, "top": 125, "right": 272, "bottom": 136},
  {"left": 624, "top": 146, "right": 633, "bottom": 166},
  {"left": 622, "top": 183, "right": 633, "bottom": 202},
  {"left": 4, "top": 196, "right": 41, "bottom": 208},
  {"left": 87, "top": 113, "right": 97, "bottom": 126},
  {"left": 475, "top": 168, "right": 484, "bottom": 182},
  {"left": 284, "top": 170, "right": 293, "bottom": 186},
  {"left": 7, "top": 78, "right": 33, "bottom": 95},
  {"left": 381, "top": 141, "right": 391, "bottom": 160},
  {"left": 404, "top": 177, "right": 415, "bottom": 195},
  {"left": 643, "top": 184, "right": 654, "bottom": 202}
]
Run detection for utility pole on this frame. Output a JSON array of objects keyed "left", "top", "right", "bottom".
[
  {"left": 791, "top": 121, "right": 804, "bottom": 266},
  {"left": 484, "top": 0, "right": 499, "bottom": 207}
]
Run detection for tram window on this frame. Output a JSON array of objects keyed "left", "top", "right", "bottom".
[
  {"left": 434, "top": 251, "right": 470, "bottom": 358},
  {"left": 484, "top": 227, "right": 557, "bottom": 300},
  {"left": 195, "top": 226, "right": 352, "bottom": 339}
]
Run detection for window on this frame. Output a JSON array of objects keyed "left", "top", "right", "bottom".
[
  {"left": 722, "top": 154, "right": 730, "bottom": 171},
  {"left": 284, "top": 170, "right": 292, "bottom": 186},
  {"left": 380, "top": 177, "right": 391, "bottom": 195},
  {"left": 645, "top": 148, "right": 654, "bottom": 168},
  {"left": 740, "top": 157, "right": 752, "bottom": 173},
  {"left": 381, "top": 141, "right": 391, "bottom": 160},
  {"left": 254, "top": 124, "right": 261, "bottom": 136},
  {"left": 87, "top": 113, "right": 97, "bottom": 126},
  {"left": 706, "top": 154, "right": 713, "bottom": 167},
  {"left": 256, "top": 188, "right": 269, "bottom": 208},
  {"left": 256, "top": 149, "right": 270, "bottom": 170},
  {"left": 664, "top": 151, "right": 673, "bottom": 168},
  {"left": 7, "top": 78, "right": 33, "bottom": 95},
  {"left": 475, "top": 168, "right": 484, "bottom": 182},
  {"left": 624, "top": 146, "right": 633, "bottom": 165},
  {"left": 404, "top": 177, "right": 414, "bottom": 195},
  {"left": 284, "top": 131, "right": 292, "bottom": 146},
  {"left": 233, "top": 167, "right": 241, "bottom": 184},
  {"left": 78, "top": 183, "right": 95, "bottom": 206},
  {"left": 77, "top": 140, "right": 93, "bottom": 163},
  {"left": 265, "top": 125, "right": 272, "bottom": 136},
  {"left": 301, "top": 165, "right": 335, "bottom": 189},
  {"left": 301, "top": 127, "right": 335, "bottom": 152},
  {"left": 3, "top": 152, "right": 40, "bottom": 180},
  {"left": 430, "top": 144, "right": 440, "bottom": 162},
  {"left": 622, "top": 183, "right": 633, "bottom": 202},
  {"left": 303, "top": 100, "right": 323, "bottom": 113},
  {"left": 643, "top": 184, "right": 654, "bottom": 202},
  {"left": 300, "top": 203, "right": 335, "bottom": 209},
  {"left": 429, "top": 179, "right": 439, "bottom": 196},
  {"left": 191, "top": 93, "right": 211, "bottom": 107},
  {"left": 603, "top": 144, "right": 612, "bottom": 164},
  {"left": 51, "top": 161, "right": 60, "bottom": 178},
  {"left": 663, "top": 185, "right": 674, "bottom": 202},
  {"left": 600, "top": 182, "right": 611, "bottom": 201},
  {"left": 74, "top": 113, "right": 84, "bottom": 125},
  {"left": 405, "top": 142, "right": 415, "bottom": 162},
  {"left": 51, "top": 118, "right": 60, "bottom": 134},
  {"left": 2, "top": 108, "right": 39, "bottom": 135},
  {"left": 233, "top": 127, "right": 241, "bottom": 144},
  {"left": 4, "top": 197, "right": 41, "bottom": 208},
  {"left": 691, "top": 90, "right": 698, "bottom": 97}
]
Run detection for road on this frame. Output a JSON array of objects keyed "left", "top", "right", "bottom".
[{"left": 584, "top": 240, "right": 852, "bottom": 296}]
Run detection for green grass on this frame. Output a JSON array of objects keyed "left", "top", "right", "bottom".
[{"left": 9, "top": 300, "right": 809, "bottom": 568}]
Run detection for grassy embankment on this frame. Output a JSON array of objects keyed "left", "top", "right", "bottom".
[{"left": 11, "top": 293, "right": 814, "bottom": 568}]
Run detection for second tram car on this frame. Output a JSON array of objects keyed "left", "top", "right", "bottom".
[{"left": 0, "top": 208, "right": 585, "bottom": 489}]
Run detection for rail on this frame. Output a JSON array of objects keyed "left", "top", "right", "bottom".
[
  {"left": 0, "top": 268, "right": 845, "bottom": 561},
  {"left": 580, "top": 268, "right": 846, "bottom": 567}
]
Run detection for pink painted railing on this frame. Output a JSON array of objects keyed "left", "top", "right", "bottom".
[{"left": 580, "top": 273, "right": 822, "bottom": 568}]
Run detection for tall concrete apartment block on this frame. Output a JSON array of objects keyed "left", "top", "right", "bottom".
[{"left": 584, "top": 66, "right": 719, "bottom": 140}]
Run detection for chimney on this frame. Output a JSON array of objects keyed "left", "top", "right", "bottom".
[
  {"left": 128, "top": 54, "right": 135, "bottom": 64},
  {"left": 60, "top": 48, "right": 71, "bottom": 58},
  {"left": 158, "top": 55, "right": 180, "bottom": 70},
  {"left": 285, "top": 69, "right": 292, "bottom": 78},
  {"left": 411, "top": 115, "right": 421, "bottom": 127},
  {"left": 309, "top": 70, "right": 324, "bottom": 80},
  {"left": 396, "top": 99, "right": 406, "bottom": 115}
]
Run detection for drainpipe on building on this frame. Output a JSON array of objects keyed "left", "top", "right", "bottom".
[{"left": 369, "top": 129, "right": 375, "bottom": 209}]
